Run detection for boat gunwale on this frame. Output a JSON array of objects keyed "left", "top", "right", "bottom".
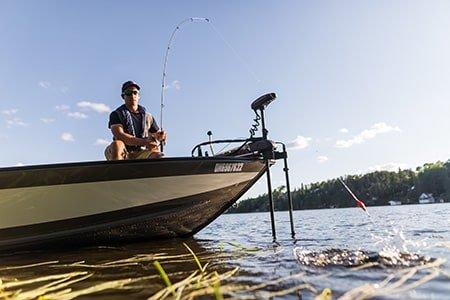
[{"left": 0, "top": 156, "right": 262, "bottom": 173}]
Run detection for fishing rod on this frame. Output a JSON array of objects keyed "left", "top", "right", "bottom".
[
  {"left": 159, "top": 17, "right": 210, "bottom": 152},
  {"left": 158, "top": 18, "right": 261, "bottom": 152},
  {"left": 338, "top": 178, "right": 370, "bottom": 215}
]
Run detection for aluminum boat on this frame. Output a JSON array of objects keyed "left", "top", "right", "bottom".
[
  {"left": 0, "top": 93, "right": 294, "bottom": 250},
  {"left": 0, "top": 157, "right": 266, "bottom": 251}
]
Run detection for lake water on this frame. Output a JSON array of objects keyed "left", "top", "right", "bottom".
[{"left": 1, "top": 204, "right": 449, "bottom": 299}]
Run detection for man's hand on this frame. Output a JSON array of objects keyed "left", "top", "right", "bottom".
[
  {"left": 145, "top": 140, "right": 160, "bottom": 152},
  {"left": 155, "top": 130, "right": 167, "bottom": 142}
]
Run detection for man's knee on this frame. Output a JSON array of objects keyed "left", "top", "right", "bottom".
[
  {"left": 111, "top": 140, "right": 126, "bottom": 151},
  {"left": 106, "top": 140, "right": 127, "bottom": 160}
]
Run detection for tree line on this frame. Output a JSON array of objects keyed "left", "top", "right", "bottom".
[{"left": 227, "top": 159, "right": 450, "bottom": 213}]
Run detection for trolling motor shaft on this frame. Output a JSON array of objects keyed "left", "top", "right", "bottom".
[{"left": 250, "top": 93, "right": 296, "bottom": 242}]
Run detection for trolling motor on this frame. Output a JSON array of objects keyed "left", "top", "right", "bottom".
[
  {"left": 250, "top": 93, "right": 296, "bottom": 241},
  {"left": 191, "top": 93, "right": 296, "bottom": 241}
]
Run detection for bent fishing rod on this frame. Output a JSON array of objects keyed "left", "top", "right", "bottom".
[
  {"left": 159, "top": 17, "right": 210, "bottom": 152},
  {"left": 158, "top": 17, "right": 261, "bottom": 152}
]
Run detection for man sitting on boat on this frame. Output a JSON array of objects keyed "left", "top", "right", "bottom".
[{"left": 104, "top": 81, "right": 167, "bottom": 160}]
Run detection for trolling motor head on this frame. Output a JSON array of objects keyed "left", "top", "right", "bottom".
[
  {"left": 249, "top": 92, "right": 277, "bottom": 141},
  {"left": 251, "top": 93, "right": 277, "bottom": 111}
]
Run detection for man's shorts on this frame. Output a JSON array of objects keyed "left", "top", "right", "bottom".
[{"left": 104, "top": 144, "right": 153, "bottom": 160}]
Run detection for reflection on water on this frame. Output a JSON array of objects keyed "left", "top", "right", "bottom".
[{"left": 0, "top": 204, "right": 449, "bottom": 299}]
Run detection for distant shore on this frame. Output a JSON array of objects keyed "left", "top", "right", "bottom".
[{"left": 227, "top": 159, "right": 450, "bottom": 214}]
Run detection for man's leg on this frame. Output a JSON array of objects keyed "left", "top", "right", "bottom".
[
  {"left": 105, "top": 140, "right": 127, "bottom": 160},
  {"left": 128, "top": 150, "right": 164, "bottom": 159},
  {"left": 149, "top": 152, "right": 164, "bottom": 159}
]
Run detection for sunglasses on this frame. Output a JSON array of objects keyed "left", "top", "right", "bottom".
[{"left": 123, "top": 90, "right": 139, "bottom": 96}]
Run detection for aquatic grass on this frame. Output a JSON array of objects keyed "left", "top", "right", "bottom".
[
  {"left": 349, "top": 262, "right": 379, "bottom": 271},
  {"left": 153, "top": 261, "right": 175, "bottom": 297},
  {"left": 223, "top": 241, "right": 261, "bottom": 252},
  {"left": 148, "top": 270, "right": 199, "bottom": 300},
  {"left": 0, "top": 241, "right": 349, "bottom": 300},
  {"left": 100, "top": 253, "right": 192, "bottom": 265},
  {"left": 1, "top": 265, "right": 162, "bottom": 300},
  {"left": 150, "top": 267, "right": 238, "bottom": 300},
  {"left": 49, "top": 252, "right": 234, "bottom": 270},
  {"left": 264, "top": 283, "right": 316, "bottom": 298},
  {"left": 1, "top": 272, "right": 89, "bottom": 290},
  {"left": 0, "top": 261, "right": 59, "bottom": 271},
  {"left": 180, "top": 271, "right": 317, "bottom": 300},
  {"left": 41, "top": 275, "right": 157, "bottom": 300},
  {"left": 56, "top": 261, "right": 141, "bottom": 269},
  {"left": 0, "top": 245, "right": 236, "bottom": 300},
  {"left": 151, "top": 253, "right": 234, "bottom": 265},
  {"left": 13, "top": 273, "right": 93, "bottom": 300},
  {"left": 436, "top": 241, "right": 450, "bottom": 249},
  {"left": 441, "top": 269, "right": 450, "bottom": 279},
  {"left": 212, "top": 274, "right": 223, "bottom": 300},
  {"left": 145, "top": 242, "right": 317, "bottom": 299},
  {"left": 0, "top": 290, "right": 18, "bottom": 299},
  {"left": 0, "top": 271, "right": 92, "bottom": 300},
  {"left": 338, "top": 258, "right": 446, "bottom": 300},
  {"left": 183, "top": 243, "right": 205, "bottom": 273},
  {"left": 148, "top": 266, "right": 320, "bottom": 300}
]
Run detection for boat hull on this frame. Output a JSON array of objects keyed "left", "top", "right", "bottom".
[{"left": 0, "top": 158, "right": 266, "bottom": 251}]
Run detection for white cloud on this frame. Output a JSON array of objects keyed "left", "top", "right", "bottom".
[
  {"left": 339, "top": 128, "right": 349, "bottom": 133},
  {"left": 368, "top": 162, "right": 408, "bottom": 172},
  {"left": 67, "top": 112, "right": 88, "bottom": 119},
  {"left": 163, "top": 80, "right": 182, "bottom": 91},
  {"left": 56, "top": 104, "right": 90, "bottom": 120},
  {"left": 287, "top": 135, "right": 312, "bottom": 149},
  {"left": 6, "top": 117, "right": 28, "bottom": 127},
  {"left": 40, "top": 118, "right": 55, "bottom": 124},
  {"left": 77, "top": 101, "right": 111, "bottom": 113},
  {"left": 317, "top": 156, "right": 329, "bottom": 163},
  {"left": 94, "top": 138, "right": 110, "bottom": 146},
  {"left": 1, "top": 109, "right": 18, "bottom": 115},
  {"left": 61, "top": 132, "right": 74, "bottom": 142},
  {"left": 55, "top": 105, "right": 70, "bottom": 112},
  {"left": 39, "top": 81, "right": 51, "bottom": 89},
  {"left": 15, "top": 162, "right": 24, "bottom": 166},
  {"left": 334, "top": 122, "right": 401, "bottom": 148},
  {"left": 172, "top": 80, "right": 181, "bottom": 90}
]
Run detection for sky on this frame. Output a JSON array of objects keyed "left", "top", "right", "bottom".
[{"left": 1, "top": 0, "right": 450, "bottom": 197}]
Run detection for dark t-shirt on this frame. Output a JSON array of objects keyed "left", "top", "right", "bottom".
[{"left": 108, "top": 109, "right": 159, "bottom": 151}]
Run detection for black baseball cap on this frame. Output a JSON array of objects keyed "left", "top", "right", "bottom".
[{"left": 121, "top": 81, "right": 141, "bottom": 92}]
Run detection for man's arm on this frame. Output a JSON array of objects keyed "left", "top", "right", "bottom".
[
  {"left": 111, "top": 124, "right": 153, "bottom": 147},
  {"left": 148, "top": 117, "right": 167, "bottom": 142}
]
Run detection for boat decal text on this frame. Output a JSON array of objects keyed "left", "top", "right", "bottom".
[{"left": 214, "top": 163, "right": 244, "bottom": 173}]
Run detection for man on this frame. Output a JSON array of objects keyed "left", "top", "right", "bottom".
[{"left": 105, "top": 80, "right": 167, "bottom": 160}]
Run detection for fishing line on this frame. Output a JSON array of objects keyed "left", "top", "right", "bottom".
[
  {"left": 159, "top": 18, "right": 262, "bottom": 151},
  {"left": 208, "top": 22, "right": 262, "bottom": 84}
]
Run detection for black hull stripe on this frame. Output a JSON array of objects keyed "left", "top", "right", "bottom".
[{"left": 0, "top": 157, "right": 265, "bottom": 189}]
